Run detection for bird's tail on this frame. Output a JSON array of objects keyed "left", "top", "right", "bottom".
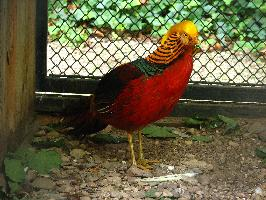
[{"left": 62, "top": 95, "right": 107, "bottom": 137}]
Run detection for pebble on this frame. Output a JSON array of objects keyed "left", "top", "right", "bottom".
[
  {"left": 134, "top": 191, "right": 145, "bottom": 198},
  {"left": 102, "top": 161, "right": 120, "bottom": 169},
  {"left": 34, "top": 130, "right": 46, "bottom": 137},
  {"left": 258, "top": 132, "right": 266, "bottom": 142},
  {"left": 155, "top": 191, "right": 162, "bottom": 197},
  {"left": 85, "top": 174, "right": 102, "bottom": 182},
  {"left": 31, "top": 177, "right": 56, "bottom": 190},
  {"left": 57, "top": 183, "right": 74, "bottom": 193},
  {"left": 167, "top": 165, "right": 175, "bottom": 171},
  {"left": 110, "top": 191, "right": 123, "bottom": 198},
  {"left": 25, "top": 170, "right": 38, "bottom": 182},
  {"left": 248, "top": 122, "right": 266, "bottom": 134},
  {"left": 70, "top": 148, "right": 86, "bottom": 159},
  {"left": 106, "top": 175, "right": 122, "bottom": 185},
  {"left": 185, "top": 140, "right": 193, "bottom": 145},
  {"left": 80, "top": 197, "right": 91, "bottom": 200},
  {"left": 198, "top": 174, "right": 210, "bottom": 186},
  {"left": 182, "top": 159, "right": 214, "bottom": 171},
  {"left": 47, "top": 130, "right": 61, "bottom": 138},
  {"left": 172, "top": 188, "right": 182, "bottom": 198},
  {"left": 68, "top": 140, "right": 80, "bottom": 148},
  {"left": 228, "top": 141, "right": 239, "bottom": 147},
  {"left": 162, "top": 189, "right": 173, "bottom": 197},
  {"left": 61, "top": 154, "right": 70, "bottom": 163},
  {"left": 127, "top": 165, "right": 153, "bottom": 177}
]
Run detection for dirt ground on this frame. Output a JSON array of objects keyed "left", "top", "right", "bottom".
[{"left": 8, "top": 116, "right": 266, "bottom": 199}]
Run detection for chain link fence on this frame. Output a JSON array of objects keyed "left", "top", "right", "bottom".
[{"left": 47, "top": 0, "right": 266, "bottom": 86}]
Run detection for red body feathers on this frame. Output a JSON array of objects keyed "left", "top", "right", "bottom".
[{"left": 105, "top": 48, "right": 193, "bottom": 131}]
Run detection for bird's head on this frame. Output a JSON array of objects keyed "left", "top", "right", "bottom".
[{"left": 161, "top": 20, "right": 199, "bottom": 46}]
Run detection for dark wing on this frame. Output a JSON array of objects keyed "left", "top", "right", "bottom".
[{"left": 94, "top": 63, "right": 143, "bottom": 114}]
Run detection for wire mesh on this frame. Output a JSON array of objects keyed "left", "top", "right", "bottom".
[{"left": 47, "top": 0, "right": 266, "bottom": 86}]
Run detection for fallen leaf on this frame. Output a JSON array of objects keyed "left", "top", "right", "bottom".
[
  {"left": 142, "top": 125, "right": 176, "bottom": 138},
  {"left": 145, "top": 188, "right": 157, "bottom": 198},
  {"left": 27, "top": 150, "right": 62, "bottom": 174},
  {"left": 4, "top": 159, "right": 25, "bottom": 183},
  {"left": 217, "top": 115, "right": 239, "bottom": 133},
  {"left": 255, "top": 147, "right": 266, "bottom": 159},
  {"left": 183, "top": 117, "right": 204, "bottom": 128},
  {"left": 191, "top": 135, "right": 212, "bottom": 143}
]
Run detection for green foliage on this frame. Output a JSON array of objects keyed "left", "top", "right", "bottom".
[
  {"left": 27, "top": 150, "right": 62, "bottom": 174},
  {"left": 183, "top": 115, "right": 239, "bottom": 134},
  {"left": 4, "top": 148, "right": 62, "bottom": 193},
  {"left": 145, "top": 188, "right": 157, "bottom": 198},
  {"left": 183, "top": 117, "right": 205, "bottom": 128},
  {"left": 48, "top": 0, "right": 266, "bottom": 51},
  {"left": 255, "top": 147, "right": 266, "bottom": 159},
  {"left": 142, "top": 125, "right": 177, "bottom": 138},
  {"left": 217, "top": 115, "right": 239, "bottom": 134},
  {"left": 4, "top": 159, "right": 25, "bottom": 183},
  {"left": 191, "top": 135, "right": 212, "bottom": 142}
]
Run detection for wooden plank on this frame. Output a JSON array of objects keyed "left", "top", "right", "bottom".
[
  {"left": 42, "top": 77, "right": 98, "bottom": 94},
  {"left": 35, "top": 0, "right": 48, "bottom": 91},
  {"left": 0, "top": 0, "right": 36, "bottom": 166},
  {"left": 173, "top": 101, "right": 266, "bottom": 118},
  {"left": 35, "top": 93, "right": 266, "bottom": 118},
  {"left": 183, "top": 84, "right": 266, "bottom": 103},
  {"left": 40, "top": 77, "right": 266, "bottom": 103}
]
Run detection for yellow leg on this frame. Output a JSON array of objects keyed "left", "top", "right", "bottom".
[
  {"left": 137, "top": 129, "right": 159, "bottom": 170},
  {"left": 127, "top": 132, "right": 137, "bottom": 166},
  {"left": 138, "top": 129, "right": 144, "bottom": 160}
]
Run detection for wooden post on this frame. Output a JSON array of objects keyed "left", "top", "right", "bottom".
[{"left": 0, "top": 0, "right": 36, "bottom": 168}]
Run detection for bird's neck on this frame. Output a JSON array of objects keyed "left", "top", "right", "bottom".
[{"left": 145, "top": 33, "right": 190, "bottom": 65}]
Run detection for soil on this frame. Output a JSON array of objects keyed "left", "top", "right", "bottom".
[{"left": 11, "top": 116, "right": 266, "bottom": 199}]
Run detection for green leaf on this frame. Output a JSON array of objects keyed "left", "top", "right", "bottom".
[
  {"left": 183, "top": 117, "right": 205, "bottom": 127},
  {"left": 8, "top": 181, "right": 21, "bottom": 193},
  {"left": 151, "top": 17, "right": 165, "bottom": 27},
  {"left": 223, "top": 0, "right": 233, "bottom": 5},
  {"left": 126, "top": 0, "right": 141, "bottom": 8},
  {"left": 255, "top": 147, "right": 266, "bottom": 159},
  {"left": 89, "top": 133, "right": 128, "bottom": 144},
  {"left": 145, "top": 188, "right": 157, "bottom": 198},
  {"left": 142, "top": 125, "right": 176, "bottom": 138},
  {"left": 207, "top": 38, "right": 216, "bottom": 45},
  {"left": 27, "top": 150, "right": 62, "bottom": 174},
  {"left": 185, "top": 0, "right": 201, "bottom": 8},
  {"left": 84, "top": 10, "right": 98, "bottom": 19},
  {"left": 191, "top": 135, "right": 212, "bottom": 142},
  {"left": 73, "top": 9, "right": 84, "bottom": 21},
  {"left": 96, "top": 0, "right": 112, "bottom": 9},
  {"left": 94, "top": 17, "right": 105, "bottom": 27},
  {"left": 4, "top": 159, "right": 25, "bottom": 183},
  {"left": 11, "top": 147, "right": 35, "bottom": 163},
  {"left": 217, "top": 115, "right": 239, "bottom": 133}
]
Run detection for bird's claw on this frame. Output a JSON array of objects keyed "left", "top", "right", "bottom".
[{"left": 136, "top": 159, "right": 159, "bottom": 171}]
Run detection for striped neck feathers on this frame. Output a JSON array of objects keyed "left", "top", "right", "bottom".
[
  {"left": 131, "top": 33, "right": 191, "bottom": 77},
  {"left": 146, "top": 32, "right": 187, "bottom": 65}
]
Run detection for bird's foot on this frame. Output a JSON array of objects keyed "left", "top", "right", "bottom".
[{"left": 136, "top": 158, "right": 159, "bottom": 170}]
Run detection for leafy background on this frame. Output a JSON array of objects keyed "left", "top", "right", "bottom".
[{"left": 48, "top": 0, "right": 266, "bottom": 51}]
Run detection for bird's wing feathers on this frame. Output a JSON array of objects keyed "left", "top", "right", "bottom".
[{"left": 95, "top": 63, "right": 143, "bottom": 114}]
